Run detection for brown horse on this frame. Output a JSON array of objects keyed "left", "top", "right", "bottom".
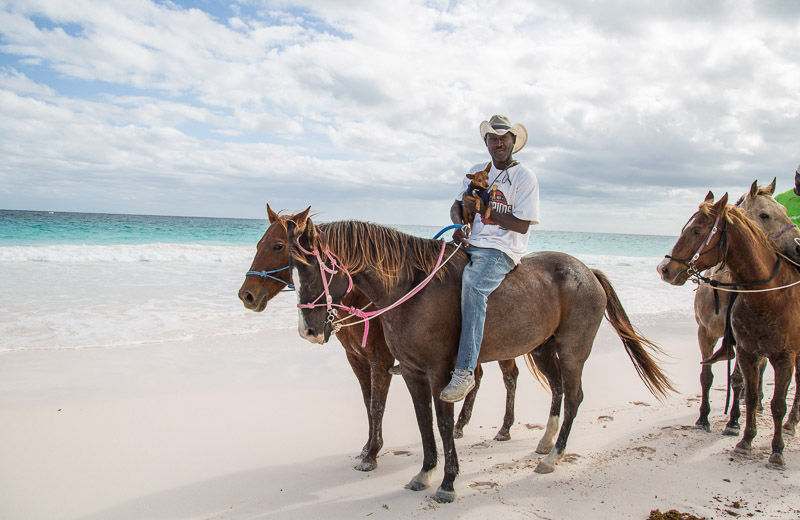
[
  {"left": 659, "top": 193, "right": 800, "bottom": 468},
  {"left": 693, "top": 179, "right": 800, "bottom": 434},
  {"left": 237, "top": 206, "right": 522, "bottom": 471},
  {"left": 286, "top": 209, "right": 674, "bottom": 503}
]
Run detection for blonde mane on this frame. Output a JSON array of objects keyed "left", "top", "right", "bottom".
[
  {"left": 699, "top": 201, "right": 779, "bottom": 254},
  {"left": 294, "top": 220, "right": 467, "bottom": 292}
]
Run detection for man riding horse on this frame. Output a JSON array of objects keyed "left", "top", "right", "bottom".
[{"left": 441, "top": 115, "right": 540, "bottom": 402}]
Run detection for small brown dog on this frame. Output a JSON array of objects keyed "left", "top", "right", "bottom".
[{"left": 461, "top": 162, "right": 492, "bottom": 234}]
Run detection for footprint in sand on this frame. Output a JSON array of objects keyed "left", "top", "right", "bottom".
[
  {"left": 598, "top": 415, "right": 614, "bottom": 423},
  {"left": 524, "top": 423, "right": 544, "bottom": 430},
  {"left": 631, "top": 401, "right": 651, "bottom": 407},
  {"left": 392, "top": 450, "right": 412, "bottom": 457},
  {"left": 469, "top": 480, "right": 499, "bottom": 490}
]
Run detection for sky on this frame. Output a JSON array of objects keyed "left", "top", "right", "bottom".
[{"left": 0, "top": 0, "right": 798, "bottom": 235}]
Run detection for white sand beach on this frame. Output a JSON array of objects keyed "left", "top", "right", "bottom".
[{"left": 1, "top": 317, "right": 799, "bottom": 520}]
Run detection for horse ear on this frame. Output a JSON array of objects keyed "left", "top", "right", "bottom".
[
  {"left": 266, "top": 203, "right": 280, "bottom": 224},
  {"left": 712, "top": 193, "right": 729, "bottom": 215},
  {"left": 749, "top": 180, "right": 759, "bottom": 199},
  {"left": 765, "top": 177, "right": 777, "bottom": 196},
  {"left": 704, "top": 191, "right": 714, "bottom": 203}
]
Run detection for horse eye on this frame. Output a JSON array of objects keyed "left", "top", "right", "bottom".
[
  {"left": 691, "top": 228, "right": 702, "bottom": 236},
  {"left": 759, "top": 213, "right": 769, "bottom": 220},
  {"left": 273, "top": 243, "right": 284, "bottom": 251}
]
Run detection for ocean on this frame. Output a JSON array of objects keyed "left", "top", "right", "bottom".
[{"left": 0, "top": 209, "right": 696, "bottom": 352}]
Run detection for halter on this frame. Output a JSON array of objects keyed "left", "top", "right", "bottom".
[
  {"left": 664, "top": 213, "right": 726, "bottom": 272},
  {"left": 772, "top": 222, "right": 797, "bottom": 240},
  {"left": 245, "top": 266, "right": 295, "bottom": 289},
  {"left": 294, "top": 232, "right": 457, "bottom": 349},
  {"left": 294, "top": 236, "right": 354, "bottom": 329}
]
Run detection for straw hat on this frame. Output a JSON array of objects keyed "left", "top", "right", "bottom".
[{"left": 479, "top": 115, "right": 527, "bottom": 153}]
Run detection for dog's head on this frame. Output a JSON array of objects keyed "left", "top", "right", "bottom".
[{"left": 466, "top": 162, "right": 492, "bottom": 190}]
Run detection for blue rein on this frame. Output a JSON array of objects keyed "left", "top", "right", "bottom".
[
  {"left": 246, "top": 224, "right": 461, "bottom": 291},
  {"left": 245, "top": 266, "right": 295, "bottom": 290}
]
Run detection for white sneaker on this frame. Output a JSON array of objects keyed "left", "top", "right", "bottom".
[{"left": 439, "top": 369, "right": 475, "bottom": 403}]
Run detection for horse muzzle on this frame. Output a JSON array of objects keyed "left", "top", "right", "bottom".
[{"left": 657, "top": 257, "right": 689, "bottom": 286}]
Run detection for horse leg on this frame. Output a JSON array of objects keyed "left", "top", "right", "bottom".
[
  {"left": 767, "top": 355, "right": 793, "bottom": 468},
  {"left": 401, "top": 371, "right": 438, "bottom": 491},
  {"left": 432, "top": 396, "right": 459, "bottom": 503},
  {"left": 536, "top": 355, "right": 585, "bottom": 474},
  {"left": 454, "top": 363, "right": 483, "bottom": 439},
  {"left": 344, "top": 350, "right": 380, "bottom": 469},
  {"left": 529, "top": 339, "right": 563, "bottom": 455},
  {"left": 494, "top": 359, "right": 519, "bottom": 441},
  {"left": 757, "top": 357, "right": 767, "bottom": 413},
  {"left": 782, "top": 357, "right": 800, "bottom": 436},
  {"left": 724, "top": 362, "right": 743, "bottom": 436},
  {"left": 696, "top": 327, "right": 717, "bottom": 432},
  {"left": 734, "top": 350, "right": 761, "bottom": 455},
  {"left": 355, "top": 346, "right": 394, "bottom": 472}
]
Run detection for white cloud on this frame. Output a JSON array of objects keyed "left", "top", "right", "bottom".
[{"left": 0, "top": 0, "right": 798, "bottom": 233}]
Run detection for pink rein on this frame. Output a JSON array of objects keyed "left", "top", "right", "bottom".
[{"left": 295, "top": 235, "right": 450, "bottom": 349}]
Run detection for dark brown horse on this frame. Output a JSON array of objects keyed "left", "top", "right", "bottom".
[
  {"left": 285, "top": 209, "right": 674, "bottom": 503},
  {"left": 237, "top": 205, "right": 523, "bottom": 471},
  {"left": 659, "top": 192, "right": 800, "bottom": 468},
  {"left": 692, "top": 179, "right": 800, "bottom": 435}
]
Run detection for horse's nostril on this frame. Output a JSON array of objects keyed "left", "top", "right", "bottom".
[{"left": 244, "top": 292, "right": 254, "bottom": 303}]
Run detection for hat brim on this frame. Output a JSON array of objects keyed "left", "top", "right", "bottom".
[{"left": 480, "top": 121, "right": 527, "bottom": 153}]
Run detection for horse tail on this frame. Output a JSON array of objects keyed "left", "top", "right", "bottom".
[
  {"left": 593, "top": 269, "right": 677, "bottom": 400},
  {"left": 523, "top": 352, "right": 551, "bottom": 393}
]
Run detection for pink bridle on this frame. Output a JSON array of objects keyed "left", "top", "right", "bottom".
[{"left": 294, "top": 234, "right": 449, "bottom": 349}]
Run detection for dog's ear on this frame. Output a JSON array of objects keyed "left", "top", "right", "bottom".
[
  {"left": 484, "top": 162, "right": 492, "bottom": 173},
  {"left": 466, "top": 173, "right": 476, "bottom": 180}
]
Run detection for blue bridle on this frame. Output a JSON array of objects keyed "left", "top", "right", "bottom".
[{"left": 245, "top": 265, "right": 295, "bottom": 290}]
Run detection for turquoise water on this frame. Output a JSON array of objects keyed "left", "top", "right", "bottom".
[
  {"left": 0, "top": 209, "right": 677, "bottom": 258},
  {"left": 0, "top": 209, "right": 695, "bottom": 351}
]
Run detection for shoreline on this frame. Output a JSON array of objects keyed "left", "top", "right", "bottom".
[{"left": 1, "top": 318, "right": 799, "bottom": 519}]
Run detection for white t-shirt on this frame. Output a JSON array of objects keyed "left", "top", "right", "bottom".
[{"left": 456, "top": 162, "right": 539, "bottom": 264}]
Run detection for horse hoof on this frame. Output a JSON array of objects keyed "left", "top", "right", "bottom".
[
  {"left": 767, "top": 453, "right": 786, "bottom": 468},
  {"left": 534, "top": 461, "right": 556, "bottom": 474},
  {"left": 355, "top": 459, "right": 378, "bottom": 472},
  {"left": 694, "top": 421, "right": 711, "bottom": 433},
  {"left": 535, "top": 443, "right": 553, "bottom": 455},
  {"left": 494, "top": 431, "right": 511, "bottom": 442},
  {"left": 733, "top": 443, "right": 751, "bottom": 455},
  {"left": 453, "top": 428, "right": 464, "bottom": 439},
  {"left": 722, "top": 425, "right": 740, "bottom": 437},
  {"left": 432, "top": 487, "right": 456, "bottom": 503}
]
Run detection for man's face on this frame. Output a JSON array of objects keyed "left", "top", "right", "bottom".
[{"left": 485, "top": 132, "right": 516, "bottom": 164}]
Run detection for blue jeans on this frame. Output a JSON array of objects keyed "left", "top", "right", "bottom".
[{"left": 455, "top": 245, "right": 516, "bottom": 372}]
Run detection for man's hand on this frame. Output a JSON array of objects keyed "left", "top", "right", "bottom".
[{"left": 452, "top": 226, "right": 469, "bottom": 246}]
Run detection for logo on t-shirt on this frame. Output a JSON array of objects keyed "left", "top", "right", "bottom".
[{"left": 481, "top": 187, "right": 510, "bottom": 226}]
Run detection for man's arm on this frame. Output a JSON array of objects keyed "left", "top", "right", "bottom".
[{"left": 460, "top": 195, "right": 531, "bottom": 234}]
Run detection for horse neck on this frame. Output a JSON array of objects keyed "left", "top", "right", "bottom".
[{"left": 723, "top": 217, "right": 784, "bottom": 289}]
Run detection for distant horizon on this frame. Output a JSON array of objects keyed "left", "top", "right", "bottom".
[{"left": 0, "top": 206, "right": 678, "bottom": 238}]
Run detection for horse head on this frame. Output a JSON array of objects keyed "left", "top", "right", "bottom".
[
  {"left": 238, "top": 203, "right": 294, "bottom": 312},
  {"left": 658, "top": 192, "right": 729, "bottom": 285},
  {"left": 738, "top": 179, "right": 800, "bottom": 263},
  {"left": 287, "top": 208, "right": 352, "bottom": 344}
]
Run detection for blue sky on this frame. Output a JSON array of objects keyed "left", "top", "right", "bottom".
[{"left": 1, "top": 0, "right": 798, "bottom": 235}]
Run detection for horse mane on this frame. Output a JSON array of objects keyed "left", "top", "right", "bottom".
[
  {"left": 699, "top": 201, "right": 779, "bottom": 254},
  {"left": 305, "top": 220, "right": 467, "bottom": 291}
]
